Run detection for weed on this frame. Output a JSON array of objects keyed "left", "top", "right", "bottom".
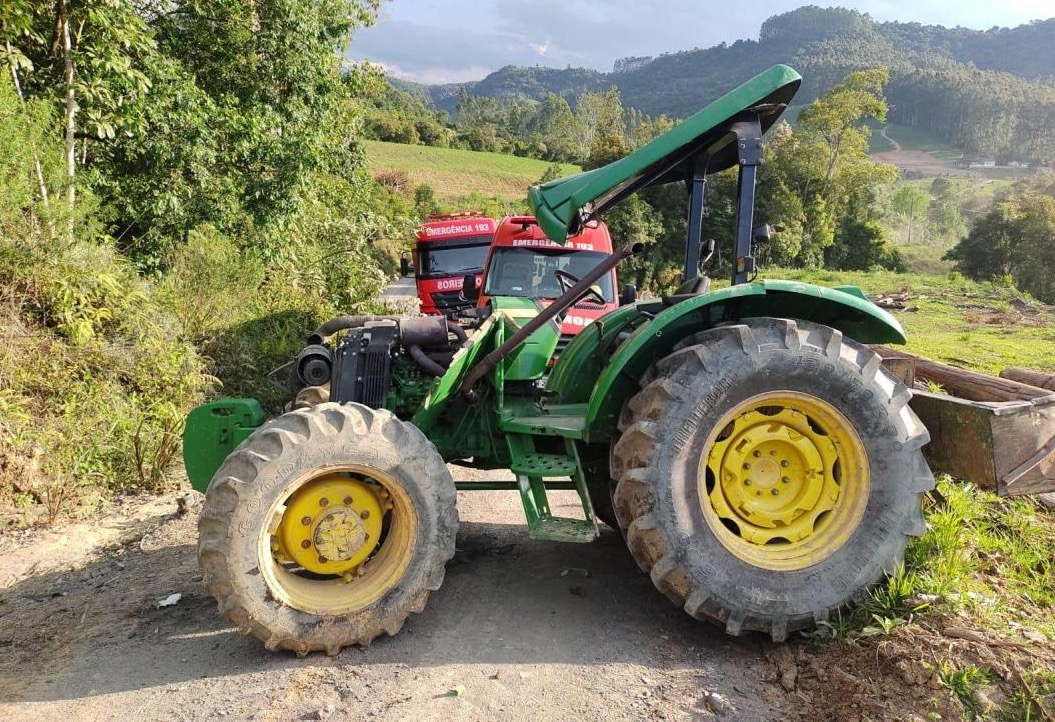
[
  {"left": 859, "top": 613, "right": 908, "bottom": 636},
  {"left": 1002, "top": 670, "right": 1055, "bottom": 721},
  {"left": 938, "top": 662, "right": 992, "bottom": 714},
  {"left": 923, "top": 379, "right": 946, "bottom": 394},
  {"left": 866, "top": 564, "right": 917, "bottom": 617},
  {"left": 803, "top": 609, "right": 860, "bottom": 642}
]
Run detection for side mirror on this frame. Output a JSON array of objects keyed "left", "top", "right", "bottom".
[
  {"left": 400, "top": 254, "right": 413, "bottom": 276},
  {"left": 460, "top": 274, "right": 479, "bottom": 301},
  {"left": 699, "top": 239, "right": 716, "bottom": 269},
  {"left": 753, "top": 224, "right": 775, "bottom": 244},
  {"left": 619, "top": 284, "right": 637, "bottom": 306}
]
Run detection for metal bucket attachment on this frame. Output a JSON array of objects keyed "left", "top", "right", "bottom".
[{"left": 875, "top": 347, "right": 1055, "bottom": 497}]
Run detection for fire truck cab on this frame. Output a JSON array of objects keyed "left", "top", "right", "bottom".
[
  {"left": 404, "top": 212, "right": 497, "bottom": 319},
  {"left": 465, "top": 215, "right": 626, "bottom": 350}
]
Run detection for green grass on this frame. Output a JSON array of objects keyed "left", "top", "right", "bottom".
[
  {"left": 883, "top": 124, "right": 964, "bottom": 162},
  {"left": 758, "top": 267, "right": 1055, "bottom": 373},
  {"left": 974, "top": 166, "right": 1034, "bottom": 181},
  {"left": 897, "top": 244, "right": 956, "bottom": 275},
  {"left": 866, "top": 121, "right": 964, "bottom": 162},
  {"left": 866, "top": 119, "right": 896, "bottom": 153},
  {"left": 938, "top": 661, "right": 994, "bottom": 715},
  {"left": 805, "top": 475, "right": 1055, "bottom": 719},
  {"left": 364, "top": 140, "right": 579, "bottom": 205}
]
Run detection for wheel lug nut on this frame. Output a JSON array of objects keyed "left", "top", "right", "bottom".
[
  {"left": 360, "top": 510, "right": 370, "bottom": 519},
  {"left": 343, "top": 496, "right": 353, "bottom": 505},
  {"left": 300, "top": 540, "right": 311, "bottom": 549},
  {"left": 318, "top": 556, "right": 328, "bottom": 564},
  {"left": 742, "top": 463, "right": 751, "bottom": 470},
  {"left": 744, "top": 479, "right": 752, "bottom": 486},
  {"left": 753, "top": 450, "right": 762, "bottom": 458},
  {"left": 319, "top": 498, "right": 329, "bottom": 507},
  {"left": 772, "top": 489, "right": 780, "bottom": 496},
  {"left": 782, "top": 476, "right": 790, "bottom": 484},
  {"left": 781, "top": 460, "right": 789, "bottom": 468},
  {"left": 301, "top": 516, "right": 312, "bottom": 526}
]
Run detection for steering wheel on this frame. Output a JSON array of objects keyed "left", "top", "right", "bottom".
[{"left": 553, "top": 269, "right": 606, "bottom": 305}]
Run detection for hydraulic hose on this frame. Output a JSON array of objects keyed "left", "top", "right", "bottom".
[
  {"left": 408, "top": 344, "right": 447, "bottom": 377},
  {"left": 446, "top": 320, "right": 469, "bottom": 345}
]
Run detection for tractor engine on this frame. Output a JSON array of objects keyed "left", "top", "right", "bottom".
[{"left": 289, "top": 315, "right": 467, "bottom": 418}]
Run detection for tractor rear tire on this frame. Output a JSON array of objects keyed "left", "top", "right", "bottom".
[
  {"left": 198, "top": 402, "right": 457, "bottom": 656},
  {"left": 612, "top": 318, "right": 933, "bottom": 641}
]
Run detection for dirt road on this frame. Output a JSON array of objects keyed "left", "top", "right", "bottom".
[{"left": 0, "top": 469, "right": 798, "bottom": 722}]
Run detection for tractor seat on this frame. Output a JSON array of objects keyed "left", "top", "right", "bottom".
[{"left": 662, "top": 275, "right": 711, "bottom": 306}]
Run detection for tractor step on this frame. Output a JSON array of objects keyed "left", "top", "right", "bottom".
[
  {"left": 507, "top": 435, "right": 599, "bottom": 543},
  {"left": 500, "top": 411, "right": 586, "bottom": 438},
  {"left": 509, "top": 453, "right": 578, "bottom": 477},
  {"left": 528, "top": 516, "right": 599, "bottom": 543}
]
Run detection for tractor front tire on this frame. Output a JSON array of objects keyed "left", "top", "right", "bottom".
[
  {"left": 612, "top": 318, "right": 933, "bottom": 641},
  {"left": 198, "top": 403, "right": 457, "bottom": 655}
]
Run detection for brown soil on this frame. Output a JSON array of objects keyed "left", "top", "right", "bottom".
[{"left": 0, "top": 467, "right": 1014, "bottom": 722}]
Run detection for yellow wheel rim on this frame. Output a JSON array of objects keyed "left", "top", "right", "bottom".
[
  {"left": 260, "top": 464, "right": 417, "bottom": 616},
  {"left": 698, "top": 391, "right": 869, "bottom": 571}
]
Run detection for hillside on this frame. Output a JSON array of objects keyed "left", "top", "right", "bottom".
[
  {"left": 415, "top": 7, "right": 1055, "bottom": 165},
  {"left": 364, "top": 140, "right": 579, "bottom": 205}
]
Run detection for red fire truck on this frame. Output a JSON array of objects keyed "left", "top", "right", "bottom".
[
  {"left": 466, "top": 215, "right": 631, "bottom": 351},
  {"left": 403, "top": 212, "right": 497, "bottom": 319}
]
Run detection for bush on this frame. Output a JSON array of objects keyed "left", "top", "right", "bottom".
[
  {"left": 0, "top": 75, "right": 209, "bottom": 520},
  {"left": 0, "top": 237, "right": 209, "bottom": 517}
]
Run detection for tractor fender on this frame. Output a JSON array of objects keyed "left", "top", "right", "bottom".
[{"left": 550, "top": 279, "right": 906, "bottom": 444}]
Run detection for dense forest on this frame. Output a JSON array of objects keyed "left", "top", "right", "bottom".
[
  {"left": 404, "top": 7, "right": 1055, "bottom": 165},
  {"left": 0, "top": 0, "right": 421, "bottom": 515}
]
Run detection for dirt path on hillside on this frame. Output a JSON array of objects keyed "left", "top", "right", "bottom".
[
  {"left": 871, "top": 125, "right": 967, "bottom": 177},
  {"left": 0, "top": 468, "right": 801, "bottom": 722},
  {"left": 877, "top": 125, "right": 901, "bottom": 153}
]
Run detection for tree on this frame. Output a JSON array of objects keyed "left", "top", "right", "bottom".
[
  {"left": 94, "top": 0, "right": 382, "bottom": 264},
  {"left": 796, "top": 68, "right": 889, "bottom": 189},
  {"left": 572, "top": 87, "right": 624, "bottom": 164},
  {"left": 891, "top": 185, "right": 930, "bottom": 243},
  {"left": 759, "top": 72, "right": 899, "bottom": 270},
  {"left": 945, "top": 187, "right": 1055, "bottom": 301},
  {"left": 4, "top": 0, "right": 154, "bottom": 230}
]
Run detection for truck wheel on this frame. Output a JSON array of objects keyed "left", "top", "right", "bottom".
[
  {"left": 611, "top": 318, "right": 933, "bottom": 641},
  {"left": 197, "top": 403, "right": 457, "bottom": 655}
]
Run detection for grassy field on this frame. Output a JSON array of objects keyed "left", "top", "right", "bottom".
[
  {"left": 757, "top": 267, "right": 1055, "bottom": 373},
  {"left": 364, "top": 140, "right": 580, "bottom": 207},
  {"left": 871, "top": 122, "right": 965, "bottom": 161}
]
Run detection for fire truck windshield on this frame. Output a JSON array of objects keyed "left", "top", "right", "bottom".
[
  {"left": 484, "top": 247, "right": 615, "bottom": 302},
  {"left": 418, "top": 237, "right": 491, "bottom": 277}
]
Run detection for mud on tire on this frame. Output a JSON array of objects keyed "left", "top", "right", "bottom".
[
  {"left": 612, "top": 318, "right": 933, "bottom": 641},
  {"left": 197, "top": 403, "right": 457, "bottom": 656}
]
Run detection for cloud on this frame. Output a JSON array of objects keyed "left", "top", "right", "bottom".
[
  {"left": 347, "top": 17, "right": 552, "bottom": 83},
  {"left": 373, "top": 62, "right": 497, "bottom": 86},
  {"left": 349, "top": 1, "right": 1055, "bottom": 84}
]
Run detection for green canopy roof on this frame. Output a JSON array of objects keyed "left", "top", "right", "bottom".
[{"left": 528, "top": 64, "right": 802, "bottom": 244}]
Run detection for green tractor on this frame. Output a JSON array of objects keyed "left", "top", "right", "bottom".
[{"left": 184, "top": 64, "right": 932, "bottom": 655}]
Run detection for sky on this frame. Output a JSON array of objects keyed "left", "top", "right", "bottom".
[{"left": 347, "top": 1, "right": 1055, "bottom": 85}]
